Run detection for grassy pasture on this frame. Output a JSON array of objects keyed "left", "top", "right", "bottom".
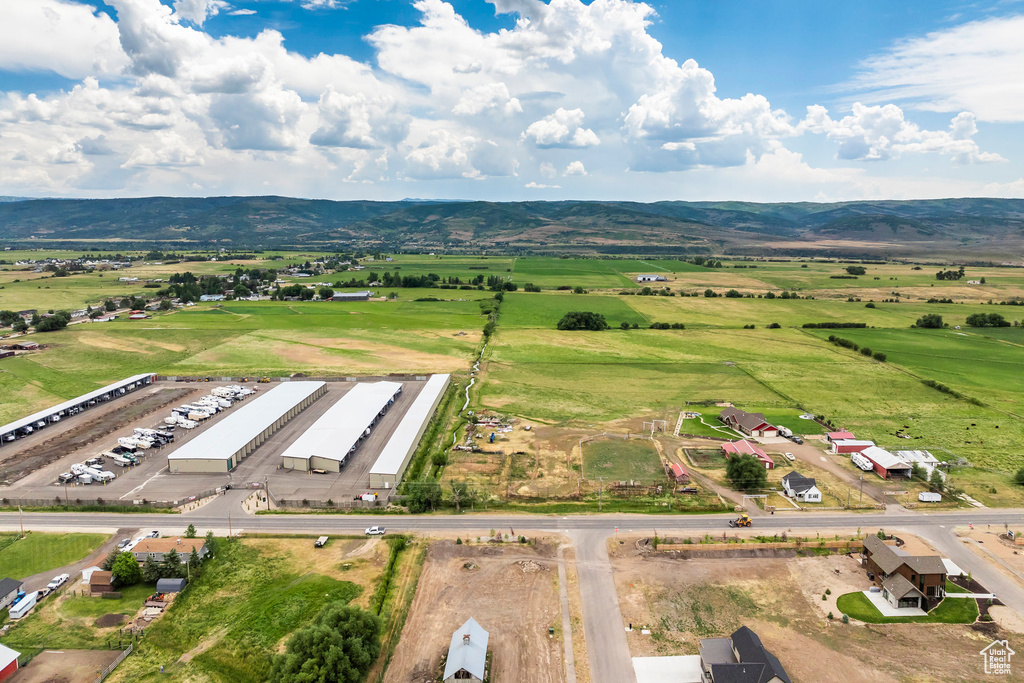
[
  {"left": 510, "top": 257, "right": 706, "bottom": 289},
  {"left": 499, "top": 292, "right": 648, "bottom": 328},
  {"left": 581, "top": 438, "right": 664, "bottom": 483}
]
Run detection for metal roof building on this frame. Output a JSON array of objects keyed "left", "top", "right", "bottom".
[
  {"left": 0, "top": 373, "right": 156, "bottom": 447},
  {"left": 280, "top": 381, "right": 402, "bottom": 472},
  {"left": 167, "top": 381, "right": 326, "bottom": 473},
  {"left": 443, "top": 618, "right": 488, "bottom": 683},
  {"left": 369, "top": 374, "right": 450, "bottom": 489}
]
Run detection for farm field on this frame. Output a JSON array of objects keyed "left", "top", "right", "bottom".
[
  {"left": 581, "top": 438, "right": 664, "bottom": 483},
  {"left": 609, "top": 541, "right": 1012, "bottom": 682}
]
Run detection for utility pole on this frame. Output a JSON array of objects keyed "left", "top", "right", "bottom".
[
  {"left": 18, "top": 502, "right": 24, "bottom": 539},
  {"left": 227, "top": 512, "right": 232, "bottom": 539},
  {"left": 859, "top": 476, "right": 864, "bottom": 505},
  {"left": 599, "top": 477, "right": 603, "bottom": 512},
  {"left": 64, "top": 482, "right": 69, "bottom": 505}
]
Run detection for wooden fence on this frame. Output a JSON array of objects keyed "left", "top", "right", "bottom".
[
  {"left": 655, "top": 539, "right": 865, "bottom": 552},
  {"left": 94, "top": 644, "right": 132, "bottom": 683}
]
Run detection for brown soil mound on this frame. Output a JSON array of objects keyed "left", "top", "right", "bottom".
[{"left": 95, "top": 613, "right": 127, "bottom": 628}]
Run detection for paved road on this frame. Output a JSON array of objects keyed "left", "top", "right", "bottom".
[{"left": 3, "top": 508, "right": 1024, "bottom": 683}]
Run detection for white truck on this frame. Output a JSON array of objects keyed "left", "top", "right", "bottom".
[{"left": 112, "top": 455, "right": 132, "bottom": 467}]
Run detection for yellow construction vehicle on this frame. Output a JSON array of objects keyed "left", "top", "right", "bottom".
[
  {"left": 728, "top": 514, "right": 752, "bottom": 528},
  {"left": 259, "top": 377, "right": 271, "bottom": 383}
]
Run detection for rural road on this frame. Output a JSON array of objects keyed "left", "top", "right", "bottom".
[{"left": 3, "top": 508, "right": 1024, "bottom": 683}]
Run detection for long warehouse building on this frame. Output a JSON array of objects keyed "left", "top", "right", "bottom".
[
  {"left": 280, "top": 381, "right": 403, "bottom": 472},
  {"left": 1, "top": 373, "right": 157, "bottom": 447},
  {"left": 168, "top": 381, "right": 326, "bottom": 473},
  {"left": 369, "top": 374, "right": 450, "bottom": 489}
]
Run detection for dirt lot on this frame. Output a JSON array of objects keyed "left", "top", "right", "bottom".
[
  {"left": 10, "top": 649, "right": 121, "bottom": 683},
  {"left": 383, "top": 540, "right": 565, "bottom": 683},
  {"left": 0, "top": 386, "right": 194, "bottom": 484},
  {"left": 609, "top": 538, "right": 1018, "bottom": 683}
]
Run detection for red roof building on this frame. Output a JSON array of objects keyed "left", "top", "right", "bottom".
[
  {"left": 721, "top": 440, "right": 775, "bottom": 469},
  {"left": 669, "top": 462, "right": 690, "bottom": 484},
  {"left": 827, "top": 431, "right": 855, "bottom": 442},
  {"left": 0, "top": 644, "right": 19, "bottom": 682}
]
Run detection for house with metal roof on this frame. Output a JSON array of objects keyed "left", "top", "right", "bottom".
[
  {"left": 0, "top": 578, "right": 23, "bottom": 610},
  {"left": 859, "top": 446, "right": 912, "bottom": 479},
  {"left": 719, "top": 408, "right": 778, "bottom": 438},
  {"left": 829, "top": 439, "right": 874, "bottom": 454},
  {"left": 721, "top": 439, "right": 774, "bottom": 470},
  {"left": 0, "top": 643, "right": 20, "bottom": 682},
  {"left": 443, "top": 618, "right": 488, "bottom": 683},
  {"left": 781, "top": 472, "right": 821, "bottom": 502},
  {"left": 636, "top": 273, "right": 668, "bottom": 282},
  {"left": 699, "top": 626, "right": 791, "bottom": 683},
  {"left": 862, "top": 534, "right": 946, "bottom": 608}
]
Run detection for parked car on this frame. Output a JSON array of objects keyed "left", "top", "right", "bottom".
[
  {"left": 365, "top": 526, "right": 386, "bottom": 536},
  {"left": 117, "top": 538, "right": 131, "bottom": 550},
  {"left": 147, "top": 530, "right": 160, "bottom": 538},
  {"left": 314, "top": 536, "right": 329, "bottom": 548},
  {"left": 784, "top": 452, "right": 795, "bottom": 461},
  {"left": 46, "top": 573, "right": 69, "bottom": 590}
]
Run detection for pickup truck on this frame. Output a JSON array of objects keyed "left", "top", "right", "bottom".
[
  {"left": 46, "top": 573, "right": 69, "bottom": 590},
  {"left": 365, "top": 526, "right": 386, "bottom": 536}
]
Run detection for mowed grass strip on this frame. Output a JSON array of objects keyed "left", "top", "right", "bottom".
[
  {"left": 0, "top": 532, "right": 108, "bottom": 578},
  {"left": 582, "top": 438, "right": 664, "bottom": 483}
]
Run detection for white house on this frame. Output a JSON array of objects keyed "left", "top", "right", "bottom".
[
  {"left": 781, "top": 472, "right": 822, "bottom": 503},
  {"left": 636, "top": 274, "right": 667, "bottom": 283}
]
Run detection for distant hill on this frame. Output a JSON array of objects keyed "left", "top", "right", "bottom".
[{"left": 1, "top": 196, "right": 1023, "bottom": 259}]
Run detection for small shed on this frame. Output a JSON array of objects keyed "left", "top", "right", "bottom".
[
  {"left": 443, "top": 618, "right": 488, "bottom": 683},
  {"left": 668, "top": 462, "right": 690, "bottom": 484},
  {"left": 89, "top": 571, "right": 114, "bottom": 595},
  {"left": 156, "top": 578, "right": 187, "bottom": 593}
]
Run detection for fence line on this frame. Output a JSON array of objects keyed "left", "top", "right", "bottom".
[{"left": 94, "top": 644, "right": 132, "bottom": 683}]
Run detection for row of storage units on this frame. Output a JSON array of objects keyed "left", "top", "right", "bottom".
[{"left": 166, "top": 381, "right": 327, "bottom": 473}]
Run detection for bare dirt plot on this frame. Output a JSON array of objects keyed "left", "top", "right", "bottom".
[
  {"left": 0, "top": 386, "right": 193, "bottom": 484},
  {"left": 10, "top": 648, "right": 121, "bottom": 683},
  {"left": 383, "top": 540, "right": 565, "bottom": 683},
  {"left": 609, "top": 547, "right": 1013, "bottom": 683}
]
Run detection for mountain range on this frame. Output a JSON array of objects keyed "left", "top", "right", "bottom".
[{"left": 1, "top": 196, "right": 1023, "bottom": 259}]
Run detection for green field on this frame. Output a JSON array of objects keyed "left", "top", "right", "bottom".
[
  {"left": 0, "top": 532, "right": 108, "bottom": 578},
  {"left": 581, "top": 438, "right": 665, "bottom": 483}
]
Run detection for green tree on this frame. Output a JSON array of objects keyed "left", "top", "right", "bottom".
[
  {"left": 205, "top": 530, "right": 216, "bottom": 555},
  {"left": 101, "top": 547, "right": 120, "bottom": 571},
  {"left": 141, "top": 556, "right": 161, "bottom": 583},
  {"left": 270, "top": 605, "right": 382, "bottom": 683},
  {"left": 725, "top": 453, "right": 768, "bottom": 491},
  {"left": 966, "top": 312, "right": 1010, "bottom": 328},
  {"left": 317, "top": 287, "right": 334, "bottom": 300},
  {"left": 112, "top": 551, "right": 142, "bottom": 586},
  {"left": 233, "top": 283, "right": 251, "bottom": 298},
  {"left": 1014, "top": 468, "right": 1024, "bottom": 486},
  {"left": 620, "top": 321, "right": 630, "bottom": 330},
  {"left": 929, "top": 468, "right": 946, "bottom": 493},
  {"left": 189, "top": 547, "right": 202, "bottom": 571},
  {"left": 185, "top": 524, "right": 196, "bottom": 538},
  {"left": 406, "top": 480, "right": 443, "bottom": 513},
  {"left": 160, "top": 548, "right": 182, "bottom": 578},
  {"left": 104, "top": 299, "right": 117, "bottom": 312},
  {"left": 910, "top": 463, "right": 926, "bottom": 481},
  {"left": 556, "top": 311, "right": 609, "bottom": 331},
  {"left": 915, "top": 313, "right": 944, "bottom": 328},
  {"left": 846, "top": 266, "right": 867, "bottom": 275}
]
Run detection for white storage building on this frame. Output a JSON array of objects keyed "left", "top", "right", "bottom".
[
  {"left": 369, "top": 374, "right": 450, "bottom": 489},
  {"left": 0, "top": 373, "right": 156, "bottom": 447},
  {"left": 280, "top": 381, "right": 403, "bottom": 472},
  {"left": 167, "top": 381, "right": 326, "bottom": 473}
]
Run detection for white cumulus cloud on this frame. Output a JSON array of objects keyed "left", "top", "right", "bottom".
[{"left": 523, "top": 108, "right": 600, "bottom": 148}]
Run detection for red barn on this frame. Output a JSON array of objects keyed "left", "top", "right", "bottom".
[
  {"left": 830, "top": 439, "right": 874, "bottom": 454},
  {"left": 668, "top": 462, "right": 690, "bottom": 484},
  {"left": 0, "top": 644, "right": 19, "bottom": 682},
  {"left": 826, "top": 431, "right": 855, "bottom": 442}
]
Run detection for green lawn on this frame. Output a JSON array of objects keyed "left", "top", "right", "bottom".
[
  {"left": 60, "top": 583, "right": 153, "bottom": 619},
  {"left": 499, "top": 292, "right": 648, "bottom": 328},
  {"left": 0, "top": 532, "right": 108, "bottom": 579},
  {"left": 835, "top": 591, "right": 978, "bottom": 624},
  {"left": 581, "top": 438, "right": 664, "bottom": 483}
]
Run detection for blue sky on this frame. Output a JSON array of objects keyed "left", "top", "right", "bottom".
[{"left": 1, "top": 0, "right": 1022, "bottom": 201}]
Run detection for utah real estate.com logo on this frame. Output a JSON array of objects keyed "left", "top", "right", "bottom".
[{"left": 981, "top": 640, "right": 1015, "bottom": 675}]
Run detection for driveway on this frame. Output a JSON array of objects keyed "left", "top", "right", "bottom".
[{"left": 16, "top": 527, "right": 137, "bottom": 593}]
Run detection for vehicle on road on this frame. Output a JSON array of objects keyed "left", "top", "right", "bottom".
[
  {"left": 728, "top": 514, "right": 752, "bottom": 528},
  {"left": 46, "top": 573, "right": 69, "bottom": 590},
  {"left": 365, "top": 526, "right": 386, "bottom": 536}
]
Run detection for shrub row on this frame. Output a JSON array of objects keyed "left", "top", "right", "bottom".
[{"left": 803, "top": 322, "right": 867, "bottom": 329}]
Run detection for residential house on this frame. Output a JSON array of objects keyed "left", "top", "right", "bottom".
[
  {"left": 0, "top": 578, "right": 23, "bottom": 610},
  {"left": 199, "top": 294, "right": 225, "bottom": 302},
  {"left": 332, "top": 291, "right": 374, "bottom": 302},
  {"left": 699, "top": 625, "right": 791, "bottom": 683},
  {"left": 781, "top": 472, "right": 822, "bottom": 502},
  {"left": 89, "top": 570, "right": 114, "bottom": 595},
  {"left": 862, "top": 534, "right": 946, "bottom": 608},
  {"left": 719, "top": 408, "right": 778, "bottom": 438},
  {"left": 859, "top": 446, "right": 912, "bottom": 479},
  {"left": 636, "top": 274, "right": 667, "bottom": 282},
  {"left": 132, "top": 537, "right": 208, "bottom": 564},
  {"left": 894, "top": 450, "right": 942, "bottom": 477},
  {"left": 722, "top": 440, "right": 774, "bottom": 470},
  {"left": 443, "top": 618, "right": 488, "bottom": 682}
]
